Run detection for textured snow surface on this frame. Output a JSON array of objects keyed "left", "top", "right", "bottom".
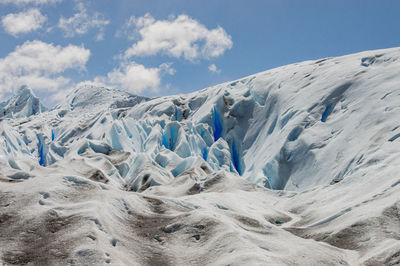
[
  {"left": 0, "top": 86, "right": 46, "bottom": 119},
  {"left": 0, "top": 47, "right": 400, "bottom": 265}
]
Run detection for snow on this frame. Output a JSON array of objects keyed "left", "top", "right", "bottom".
[
  {"left": 0, "top": 47, "right": 400, "bottom": 265},
  {"left": 0, "top": 85, "right": 46, "bottom": 118}
]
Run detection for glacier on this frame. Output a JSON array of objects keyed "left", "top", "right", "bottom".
[
  {"left": 0, "top": 86, "right": 47, "bottom": 119},
  {"left": 0, "top": 47, "right": 399, "bottom": 265}
]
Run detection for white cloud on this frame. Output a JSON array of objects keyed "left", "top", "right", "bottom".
[
  {"left": 58, "top": 2, "right": 109, "bottom": 40},
  {"left": 105, "top": 62, "right": 175, "bottom": 94},
  {"left": 82, "top": 62, "right": 174, "bottom": 95},
  {"left": 208, "top": 64, "right": 221, "bottom": 74},
  {"left": 115, "top": 16, "right": 138, "bottom": 41},
  {"left": 106, "top": 63, "right": 159, "bottom": 93},
  {"left": 159, "top": 62, "right": 176, "bottom": 75},
  {"left": 123, "top": 13, "right": 233, "bottom": 61},
  {"left": 0, "top": 0, "right": 61, "bottom": 5},
  {"left": 2, "top": 8, "right": 47, "bottom": 37},
  {"left": 0, "top": 40, "right": 90, "bottom": 98}
]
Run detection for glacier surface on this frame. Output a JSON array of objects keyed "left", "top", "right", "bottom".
[{"left": 0, "top": 47, "right": 399, "bottom": 265}]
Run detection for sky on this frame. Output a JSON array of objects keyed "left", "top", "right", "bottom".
[{"left": 0, "top": 0, "right": 399, "bottom": 106}]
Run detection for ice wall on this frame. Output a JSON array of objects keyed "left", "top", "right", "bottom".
[{"left": 1, "top": 47, "right": 400, "bottom": 192}]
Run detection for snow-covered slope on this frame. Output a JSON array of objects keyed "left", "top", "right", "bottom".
[
  {"left": 56, "top": 85, "right": 150, "bottom": 112},
  {"left": 0, "top": 86, "right": 47, "bottom": 119},
  {"left": 0, "top": 47, "right": 399, "bottom": 265}
]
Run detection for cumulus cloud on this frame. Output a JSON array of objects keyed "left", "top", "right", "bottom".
[
  {"left": 58, "top": 2, "right": 110, "bottom": 40},
  {"left": 0, "top": 0, "right": 61, "bottom": 5},
  {"left": 91, "top": 61, "right": 175, "bottom": 94},
  {"left": 0, "top": 40, "right": 90, "bottom": 97},
  {"left": 208, "top": 64, "right": 221, "bottom": 74},
  {"left": 2, "top": 8, "right": 47, "bottom": 37},
  {"left": 122, "top": 13, "right": 233, "bottom": 61}
]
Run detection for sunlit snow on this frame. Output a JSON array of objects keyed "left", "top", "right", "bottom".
[{"left": 0, "top": 47, "right": 399, "bottom": 265}]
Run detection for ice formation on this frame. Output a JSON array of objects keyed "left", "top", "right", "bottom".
[
  {"left": 0, "top": 48, "right": 399, "bottom": 265},
  {"left": 0, "top": 86, "right": 46, "bottom": 119}
]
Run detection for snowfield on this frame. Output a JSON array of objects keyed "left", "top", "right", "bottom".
[{"left": 0, "top": 47, "right": 399, "bottom": 265}]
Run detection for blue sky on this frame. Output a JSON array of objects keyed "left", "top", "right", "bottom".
[{"left": 0, "top": 0, "right": 399, "bottom": 105}]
